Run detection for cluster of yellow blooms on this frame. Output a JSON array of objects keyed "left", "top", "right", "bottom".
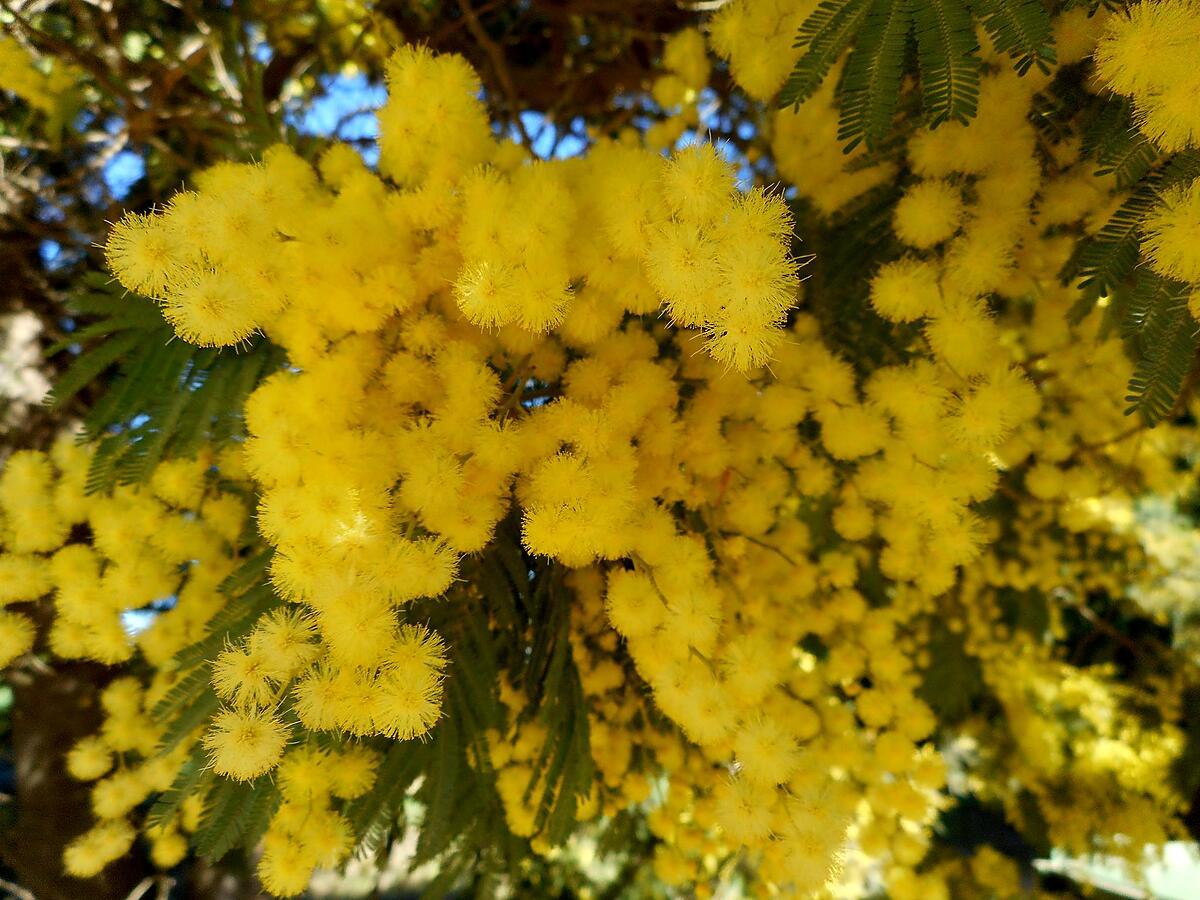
[
  {"left": 0, "top": 439, "right": 246, "bottom": 669},
  {"left": 2, "top": 4, "right": 1199, "bottom": 895},
  {"left": 1093, "top": 1, "right": 1200, "bottom": 299},
  {"left": 0, "top": 438, "right": 252, "bottom": 876},
  {"left": 1094, "top": 0, "right": 1200, "bottom": 154}
]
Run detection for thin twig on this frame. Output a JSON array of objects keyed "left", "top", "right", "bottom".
[
  {"left": 459, "top": 1, "right": 532, "bottom": 148},
  {"left": 0, "top": 0, "right": 139, "bottom": 105}
]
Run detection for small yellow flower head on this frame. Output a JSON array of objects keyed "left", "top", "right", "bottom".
[
  {"left": 0, "top": 554, "right": 52, "bottom": 603},
  {"left": 292, "top": 664, "right": 344, "bottom": 732},
  {"left": 66, "top": 735, "right": 113, "bottom": 782},
  {"left": 893, "top": 179, "right": 964, "bottom": 249},
  {"left": 660, "top": 143, "right": 735, "bottom": 226},
  {"left": 378, "top": 46, "right": 492, "bottom": 185},
  {"left": 0, "top": 610, "right": 35, "bottom": 668},
  {"left": 733, "top": 714, "right": 802, "bottom": 786},
  {"left": 277, "top": 745, "right": 330, "bottom": 801},
  {"left": 1136, "top": 78, "right": 1200, "bottom": 153},
  {"left": 662, "top": 28, "right": 711, "bottom": 89},
  {"left": 329, "top": 745, "right": 380, "bottom": 800},
  {"left": 246, "top": 607, "right": 318, "bottom": 680},
  {"left": 203, "top": 708, "right": 289, "bottom": 781},
  {"left": 63, "top": 819, "right": 136, "bottom": 878},
  {"left": 374, "top": 664, "right": 444, "bottom": 740},
  {"left": 162, "top": 268, "right": 261, "bottom": 347},
  {"left": 925, "top": 296, "right": 1002, "bottom": 376},
  {"left": 604, "top": 569, "right": 665, "bottom": 639},
  {"left": 1094, "top": 0, "right": 1200, "bottom": 99},
  {"left": 91, "top": 768, "right": 147, "bottom": 819},
  {"left": 389, "top": 623, "right": 449, "bottom": 674},
  {"left": 1142, "top": 181, "right": 1200, "bottom": 283},
  {"left": 256, "top": 833, "right": 318, "bottom": 897},
  {"left": 714, "top": 776, "right": 775, "bottom": 844},
  {"left": 104, "top": 212, "right": 186, "bottom": 298},
  {"left": 150, "top": 829, "right": 188, "bottom": 869},
  {"left": 212, "top": 645, "right": 277, "bottom": 709},
  {"left": 150, "top": 455, "right": 209, "bottom": 509},
  {"left": 298, "top": 807, "right": 354, "bottom": 866},
  {"left": 869, "top": 258, "right": 940, "bottom": 323}
]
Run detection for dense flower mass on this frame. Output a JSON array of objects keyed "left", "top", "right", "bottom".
[{"left": 3, "top": 4, "right": 1200, "bottom": 898}]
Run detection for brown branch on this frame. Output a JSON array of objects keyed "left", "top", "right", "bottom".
[
  {"left": 0, "top": 0, "right": 140, "bottom": 106},
  {"left": 459, "top": 1, "right": 532, "bottom": 148}
]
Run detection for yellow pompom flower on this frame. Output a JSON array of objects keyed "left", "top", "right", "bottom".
[
  {"left": 203, "top": 708, "right": 290, "bottom": 780},
  {"left": 0, "top": 610, "right": 35, "bottom": 668},
  {"left": 211, "top": 645, "right": 277, "bottom": 709},
  {"left": 0, "top": 554, "right": 52, "bottom": 604},
  {"left": 63, "top": 819, "right": 136, "bottom": 878},
  {"left": 162, "top": 268, "right": 261, "bottom": 347},
  {"left": 893, "top": 180, "right": 964, "bottom": 249},
  {"left": 714, "top": 776, "right": 775, "bottom": 844},
  {"left": 734, "top": 714, "right": 802, "bottom": 786},
  {"left": 66, "top": 736, "right": 113, "bottom": 782},
  {"left": 150, "top": 829, "right": 188, "bottom": 869},
  {"left": 1142, "top": 181, "right": 1200, "bottom": 283},
  {"left": 104, "top": 212, "right": 187, "bottom": 298},
  {"left": 329, "top": 746, "right": 380, "bottom": 800},
  {"left": 1094, "top": 0, "right": 1200, "bottom": 100},
  {"left": 374, "top": 663, "right": 445, "bottom": 740},
  {"left": 256, "top": 834, "right": 318, "bottom": 897},
  {"left": 925, "top": 296, "right": 1002, "bottom": 376},
  {"left": 869, "top": 259, "right": 940, "bottom": 323}
]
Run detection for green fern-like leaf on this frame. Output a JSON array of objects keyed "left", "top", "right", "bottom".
[
  {"left": 1071, "top": 184, "right": 1159, "bottom": 296},
  {"left": 918, "top": 621, "right": 985, "bottom": 722},
  {"left": 837, "top": 0, "right": 913, "bottom": 151},
  {"left": 49, "top": 283, "right": 283, "bottom": 493},
  {"left": 1085, "top": 98, "right": 1161, "bottom": 189},
  {"left": 193, "top": 776, "right": 279, "bottom": 861},
  {"left": 969, "top": 0, "right": 1056, "bottom": 74},
  {"left": 412, "top": 712, "right": 467, "bottom": 866},
  {"left": 346, "top": 740, "right": 428, "bottom": 852},
  {"left": 151, "top": 663, "right": 213, "bottom": 723},
  {"left": 779, "top": 0, "right": 873, "bottom": 109},
  {"left": 1124, "top": 273, "right": 1197, "bottom": 425},
  {"left": 913, "top": 0, "right": 981, "bottom": 126},
  {"left": 145, "top": 747, "right": 213, "bottom": 829},
  {"left": 172, "top": 581, "right": 280, "bottom": 671},
  {"left": 158, "top": 684, "right": 221, "bottom": 753}
]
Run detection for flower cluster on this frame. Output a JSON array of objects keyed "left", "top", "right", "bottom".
[
  {"left": 1, "top": 15, "right": 1198, "bottom": 899},
  {"left": 1094, "top": 0, "right": 1200, "bottom": 153}
]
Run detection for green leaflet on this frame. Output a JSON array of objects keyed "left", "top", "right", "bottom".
[
  {"left": 192, "top": 775, "right": 280, "bottom": 861},
  {"left": 1123, "top": 274, "right": 1196, "bottom": 425},
  {"left": 1069, "top": 183, "right": 1161, "bottom": 302},
  {"left": 346, "top": 740, "right": 428, "bottom": 852},
  {"left": 913, "top": 0, "right": 981, "bottom": 126},
  {"left": 171, "top": 575, "right": 280, "bottom": 672},
  {"left": 969, "top": 0, "right": 1056, "bottom": 75},
  {"left": 838, "top": 0, "right": 913, "bottom": 151},
  {"left": 779, "top": 0, "right": 873, "bottom": 109},
  {"left": 778, "top": 0, "right": 1053, "bottom": 145},
  {"left": 1086, "top": 98, "right": 1161, "bottom": 189},
  {"left": 48, "top": 279, "right": 283, "bottom": 493},
  {"left": 145, "top": 746, "right": 212, "bottom": 829},
  {"left": 917, "top": 621, "right": 986, "bottom": 723}
]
